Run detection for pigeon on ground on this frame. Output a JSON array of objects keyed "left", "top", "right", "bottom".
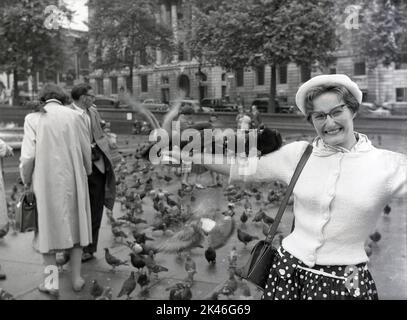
[
  {"left": 104, "top": 248, "right": 128, "bottom": 271},
  {"left": 90, "top": 279, "right": 104, "bottom": 299},
  {"left": 117, "top": 271, "right": 137, "bottom": 300},
  {"left": 237, "top": 229, "right": 259, "bottom": 246},
  {"left": 204, "top": 247, "right": 216, "bottom": 265}
]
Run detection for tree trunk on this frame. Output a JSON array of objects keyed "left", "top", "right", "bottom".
[
  {"left": 268, "top": 64, "right": 277, "bottom": 113},
  {"left": 129, "top": 58, "right": 134, "bottom": 94},
  {"left": 12, "top": 69, "right": 19, "bottom": 106}
]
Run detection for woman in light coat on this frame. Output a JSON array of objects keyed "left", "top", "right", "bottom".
[{"left": 20, "top": 83, "right": 92, "bottom": 295}]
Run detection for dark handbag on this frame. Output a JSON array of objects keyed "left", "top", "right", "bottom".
[
  {"left": 15, "top": 190, "right": 38, "bottom": 233},
  {"left": 237, "top": 144, "right": 313, "bottom": 290}
]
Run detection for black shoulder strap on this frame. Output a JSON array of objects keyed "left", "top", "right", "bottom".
[{"left": 266, "top": 144, "right": 313, "bottom": 243}]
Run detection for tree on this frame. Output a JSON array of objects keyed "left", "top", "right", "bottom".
[
  {"left": 190, "top": 0, "right": 340, "bottom": 112},
  {"left": 89, "top": 0, "right": 173, "bottom": 93},
  {"left": 0, "top": 0, "right": 72, "bottom": 105},
  {"left": 337, "top": 0, "right": 407, "bottom": 68}
]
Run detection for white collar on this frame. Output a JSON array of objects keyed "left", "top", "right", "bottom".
[
  {"left": 313, "top": 132, "right": 374, "bottom": 156},
  {"left": 72, "top": 102, "right": 87, "bottom": 114}
]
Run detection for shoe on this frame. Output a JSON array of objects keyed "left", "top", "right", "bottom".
[
  {"left": 38, "top": 283, "right": 59, "bottom": 298},
  {"left": 81, "top": 252, "right": 95, "bottom": 263},
  {"left": 72, "top": 278, "right": 86, "bottom": 292},
  {"left": 0, "top": 265, "right": 6, "bottom": 280}
]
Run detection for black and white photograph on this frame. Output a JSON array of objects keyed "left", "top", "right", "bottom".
[{"left": 0, "top": 0, "right": 407, "bottom": 305}]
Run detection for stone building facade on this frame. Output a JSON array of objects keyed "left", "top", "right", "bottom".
[{"left": 89, "top": 0, "right": 407, "bottom": 110}]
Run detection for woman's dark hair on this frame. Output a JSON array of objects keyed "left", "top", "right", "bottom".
[
  {"left": 37, "top": 83, "right": 69, "bottom": 112},
  {"left": 71, "top": 83, "right": 93, "bottom": 101},
  {"left": 304, "top": 85, "right": 360, "bottom": 123}
]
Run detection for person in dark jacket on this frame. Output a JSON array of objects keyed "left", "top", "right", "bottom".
[{"left": 69, "top": 84, "right": 116, "bottom": 262}]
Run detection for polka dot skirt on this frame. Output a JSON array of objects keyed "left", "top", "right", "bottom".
[{"left": 261, "top": 247, "right": 378, "bottom": 300}]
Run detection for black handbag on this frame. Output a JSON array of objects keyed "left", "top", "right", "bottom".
[
  {"left": 237, "top": 144, "right": 313, "bottom": 290},
  {"left": 15, "top": 190, "right": 38, "bottom": 233}
]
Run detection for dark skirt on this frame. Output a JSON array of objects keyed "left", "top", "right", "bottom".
[{"left": 262, "top": 247, "right": 378, "bottom": 300}]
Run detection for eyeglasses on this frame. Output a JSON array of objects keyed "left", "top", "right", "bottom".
[
  {"left": 85, "top": 94, "right": 95, "bottom": 99},
  {"left": 309, "top": 104, "right": 348, "bottom": 123}
]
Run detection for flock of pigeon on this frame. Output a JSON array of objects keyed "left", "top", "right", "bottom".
[
  {"left": 55, "top": 138, "right": 301, "bottom": 301},
  {"left": 0, "top": 133, "right": 390, "bottom": 300}
]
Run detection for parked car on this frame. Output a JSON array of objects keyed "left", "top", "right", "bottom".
[
  {"left": 94, "top": 96, "right": 120, "bottom": 109},
  {"left": 141, "top": 100, "right": 169, "bottom": 112},
  {"left": 170, "top": 99, "right": 214, "bottom": 113},
  {"left": 201, "top": 98, "right": 238, "bottom": 112},
  {"left": 359, "top": 102, "right": 392, "bottom": 117},
  {"left": 251, "top": 98, "right": 294, "bottom": 113},
  {"left": 387, "top": 102, "right": 407, "bottom": 116}
]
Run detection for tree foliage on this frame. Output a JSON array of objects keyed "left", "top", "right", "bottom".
[
  {"left": 89, "top": 0, "right": 173, "bottom": 92},
  {"left": 191, "top": 0, "right": 338, "bottom": 68},
  {"left": 190, "top": 0, "right": 338, "bottom": 111},
  {"left": 352, "top": 0, "right": 407, "bottom": 68},
  {"left": 0, "top": 0, "right": 72, "bottom": 103}
]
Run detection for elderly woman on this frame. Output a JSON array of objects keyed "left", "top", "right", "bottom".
[
  {"left": 165, "top": 74, "right": 407, "bottom": 300},
  {"left": 20, "top": 83, "right": 92, "bottom": 296}
]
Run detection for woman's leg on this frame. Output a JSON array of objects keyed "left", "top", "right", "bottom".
[
  {"left": 70, "top": 247, "right": 85, "bottom": 291},
  {"left": 42, "top": 253, "right": 57, "bottom": 269},
  {"left": 38, "top": 253, "right": 59, "bottom": 296}
]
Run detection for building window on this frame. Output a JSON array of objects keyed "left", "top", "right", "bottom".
[
  {"left": 110, "top": 77, "right": 118, "bottom": 94},
  {"left": 161, "top": 76, "right": 169, "bottom": 85},
  {"left": 354, "top": 62, "right": 366, "bottom": 75},
  {"left": 141, "top": 75, "right": 148, "bottom": 92},
  {"left": 161, "top": 88, "right": 169, "bottom": 103},
  {"left": 198, "top": 72, "right": 207, "bottom": 82},
  {"left": 396, "top": 88, "right": 407, "bottom": 102},
  {"left": 362, "top": 90, "right": 368, "bottom": 102},
  {"left": 236, "top": 68, "right": 244, "bottom": 87},
  {"left": 221, "top": 73, "right": 226, "bottom": 81},
  {"left": 199, "top": 85, "right": 207, "bottom": 100},
  {"left": 126, "top": 76, "right": 132, "bottom": 91},
  {"left": 222, "top": 85, "right": 227, "bottom": 97},
  {"left": 140, "top": 50, "right": 148, "bottom": 65},
  {"left": 300, "top": 65, "right": 311, "bottom": 82},
  {"left": 178, "top": 42, "right": 185, "bottom": 61},
  {"left": 96, "top": 78, "right": 104, "bottom": 95},
  {"left": 256, "top": 65, "right": 265, "bottom": 86},
  {"left": 395, "top": 53, "right": 407, "bottom": 70},
  {"left": 329, "top": 67, "right": 337, "bottom": 74},
  {"left": 279, "top": 65, "right": 287, "bottom": 84}
]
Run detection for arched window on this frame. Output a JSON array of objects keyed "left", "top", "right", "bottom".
[{"left": 161, "top": 76, "right": 169, "bottom": 85}]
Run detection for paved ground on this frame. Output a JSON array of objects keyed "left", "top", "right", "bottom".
[{"left": 0, "top": 132, "right": 406, "bottom": 300}]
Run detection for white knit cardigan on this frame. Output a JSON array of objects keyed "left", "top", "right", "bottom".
[{"left": 230, "top": 133, "right": 407, "bottom": 267}]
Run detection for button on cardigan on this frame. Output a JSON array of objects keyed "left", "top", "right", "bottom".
[{"left": 229, "top": 133, "right": 407, "bottom": 267}]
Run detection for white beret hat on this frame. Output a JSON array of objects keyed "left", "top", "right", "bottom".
[{"left": 295, "top": 74, "right": 363, "bottom": 115}]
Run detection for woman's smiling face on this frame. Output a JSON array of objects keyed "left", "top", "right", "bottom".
[{"left": 311, "top": 92, "right": 356, "bottom": 149}]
